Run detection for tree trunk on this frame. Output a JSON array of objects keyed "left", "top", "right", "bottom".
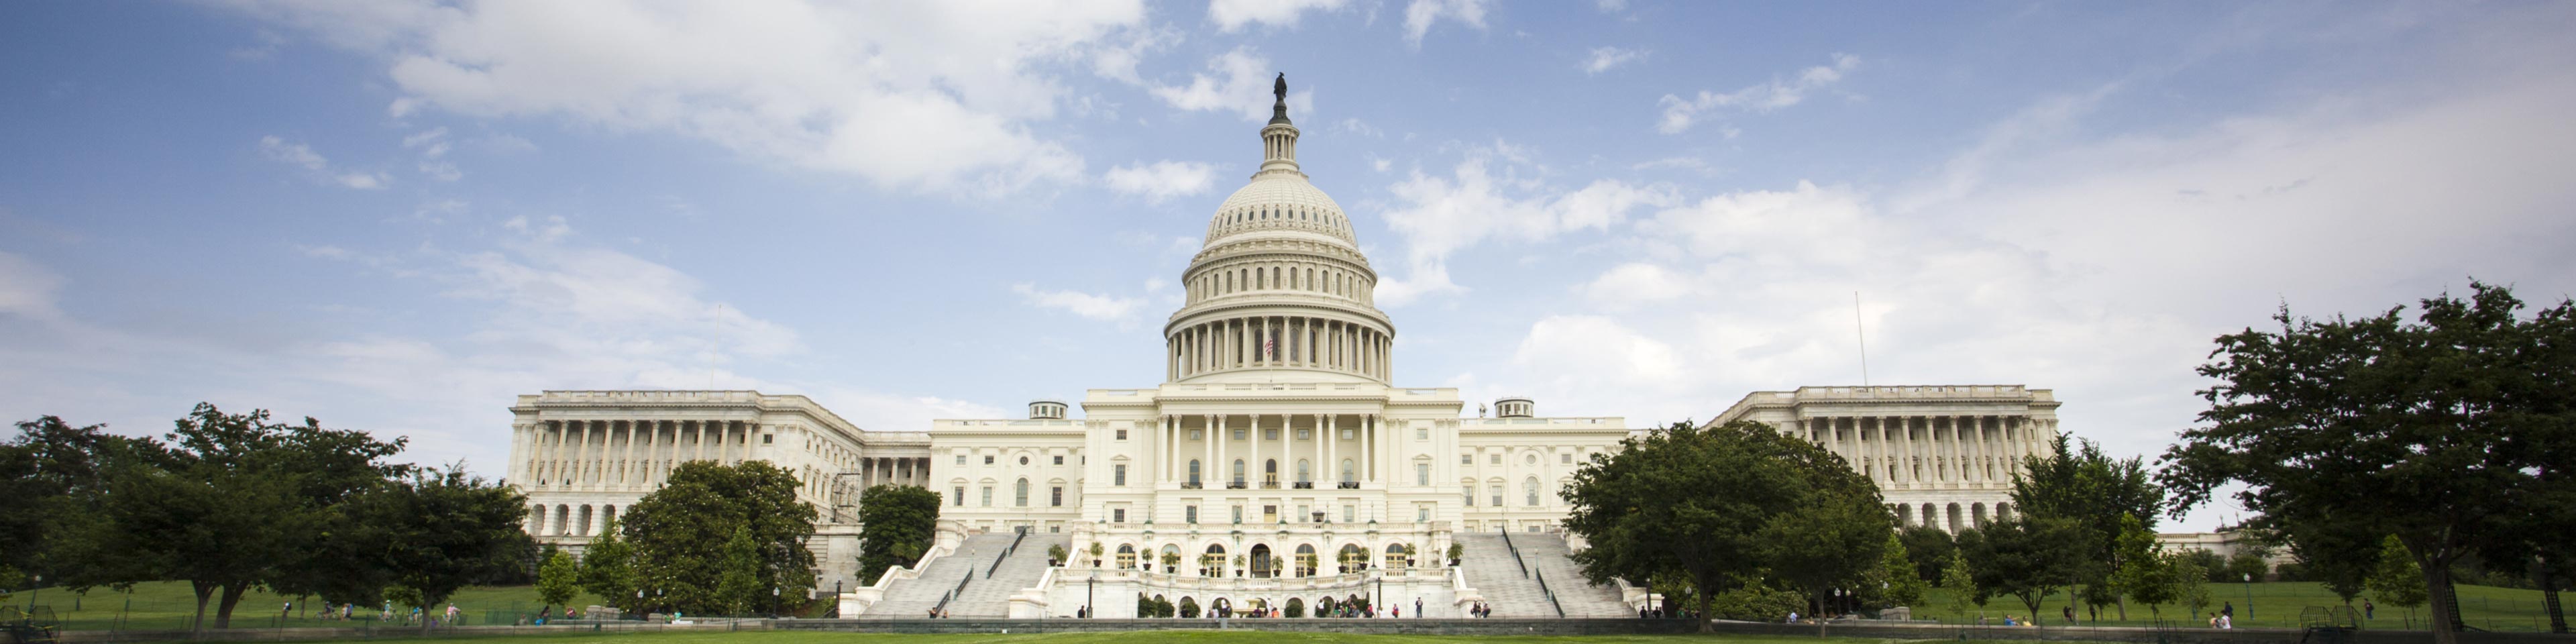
[
  {"left": 1695, "top": 575, "right": 1714, "bottom": 633},
  {"left": 188, "top": 580, "right": 216, "bottom": 634},
  {"left": 215, "top": 583, "right": 249, "bottom": 629},
  {"left": 2422, "top": 559, "right": 2459, "bottom": 644},
  {"left": 2118, "top": 596, "right": 2129, "bottom": 621}
]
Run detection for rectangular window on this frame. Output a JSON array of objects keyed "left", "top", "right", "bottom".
[
  {"left": 1489, "top": 453, "right": 1501, "bottom": 465},
  {"left": 1116, "top": 429, "right": 1128, "bottom": 440},
  {"left": 983, "top": 455, "right": 995, "bottom": 464},
  {"left": 1415, "top": 463, "right": 1430, "bottom": 486},
  {"left": 1297, "top": 429, "right": 1311, "bottom": 440},
  {"left": 1053, "top": 455, "right": 1065, "bottom": 465},
  {"left": 1232, "top": 506, "right": 1243, "bottom": 523},
  {"left": 1418, "top": 506, "right": 1430, "bottom": 522},
  {"left": 1490, "top": 485, "right": 1503, "bottom": 507},
  {"left": 761, "top": 434, "right": 773, "bottom": 444},
  {"left": 1416, "top": 428, "right": 1428, "bottom": 440},
  {"left": 1114, "top": 464, "right": 1128, "bottom": 486},
  {"left": 1051, "top": 486, "right": 1063, "bottom": 506},
  {"left": 953, "top": 486, "right": 965, "bottom": 506},
  {"left": 1265, "top": 428, "right": 1279, "bottom": 440},
  {"left": 1297, "top": 504, "right": 1309, "bottom": 521},
  {"left": 980, "top": 486, "right": 993, "bottom": 506},
  {"left": 1460, "top": 453, "right": 1471, "bottom": 465},
  {"left": 1340, "top": 429, "right": 1354, "bottom": 440},
  {"left": 1186, "top": 506, "right": 1199, "bottom": 523},
  {"left": 957, "top": 455, "right": 967, "bottom": 465},
  {"left": 1464, "top": 485, "right": 1475, "bottom": 506},
  {"left": 1191, "top": 429, "right": 1204, "bottom": 440},
  {"left": 1234, "top": 429, "right": 1246, "bottom": 440},
  {"left": 1113, "top": 508, "right": 1126, "bottom": 523},
  {"left": 1342, "top": 505, "right": 1355, "bottom": 523},
  {"left": 1562, "top": 453, "right": 1573, "bottom": 464}
]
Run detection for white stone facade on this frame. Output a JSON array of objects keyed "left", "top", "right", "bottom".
[
  {"left": 506, "top": 390, "right": 931, "bottom": 589},
  {"left": 1706, "top": 385, "right": 2061, "bottom": 533}
]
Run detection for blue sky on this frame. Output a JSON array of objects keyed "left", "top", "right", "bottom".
[{"left": 5, "top": 1, "right": 2573, "bottom": 531}]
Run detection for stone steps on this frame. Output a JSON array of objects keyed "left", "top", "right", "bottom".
[{"left": 862, "top": 533, "right": 1016, "bottom": 618}]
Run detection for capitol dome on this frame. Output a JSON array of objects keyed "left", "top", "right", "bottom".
[{"left": 1165, "top": 78, "right": 1393, "bottom": 385}]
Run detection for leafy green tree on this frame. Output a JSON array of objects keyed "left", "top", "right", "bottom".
[
  {"left": 1759, "top": 484, "right": 1892, "bottom": 626},
  {"left": 0, "top": 417, "right": 142, "bottom": 590},
  {"left": 713, "top": 527, "right": 763, "bottom": 615},
  {"left": 1964, "top": 515, "right": 2086, "bottom": 623},
  {"left": 2172, "top": 555, "right": 2212, "bottom": 619},
  {"left": 1942, "top": 549, "right": 1982, "bottom": 619},
  {"left": 578, "top": 517, "right": 637, "bottom": 612},
  {"left": 2160, "top": 282, "right": 2576, "bottom": 644},
  {"left": 536, "top": 551, "right": 580, "bottom": 609},
  {"left": 2113, "top": 517, "right": 2180, "bottom": 621},
  {"left": 853, "top": 485, "right": 941, "bottom": 584},
  {"left": 2367, "top": 535, "right": 2428, "bottom": 623},
  {"left": 2012, "top": 433, "right": 2163, "bottom": 621},
  {"left": 354, "top": 466, "right": 530, "bottom": 623},
  {"left": 2224, "top": 550, "right": 2271, "bottom": 583},
  {"left": 1878, "top": 533, "right": 1930, "bottom": 608},
  {"left": 1898, "top": 526, "right": 1956, "bottom": 582},
  {"left": 89, "top": 405, "right": 407, "bottom": 632},
  {"left": 2282, "top": 514, "right": 2380, "bottom": 606},
  {"left": 1564, "top": 420, "right": 1871, "bottom": 632},
  {"left": 621, "top": 461, "right": 816, "bottom": 615}
]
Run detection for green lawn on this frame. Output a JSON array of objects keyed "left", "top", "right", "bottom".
[
  {"left": 265, "top": 632, "right": 2064, "bottom": 644},
  {"left": 10, "top": 581, "right": 608, "bottom": 631},
  {"left": 1904, "top": 582, "right": 2561, "bottom": 631}
]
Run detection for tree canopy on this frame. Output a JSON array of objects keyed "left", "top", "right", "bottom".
[
  {"left": 1563, "top": 420, "right": 1886, "bottom": 631},
  {"left": 621, "top": 460, "right": 816, "bottom": 616},
  {"left": 1962, "top": 515, "right": 2087, "bottom": 623},
  {"left": 2159, "top": 282, "right": 2576, "bottom": 644},
  {"left": 853, "top": 484, "right": 942, "bottom": 586},
  {"left": 2010, "top": 433, "right": 2162, "bottom": 619}
]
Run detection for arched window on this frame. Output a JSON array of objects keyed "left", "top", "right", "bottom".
[
  {"left": 1202, "top": 544, "right": 1228, "bottom": 578},
  {"left": 1187, "top": 460, "right": 1202, "bottom": 486},
  {"left": 1296, "top": 459, "right": 1311, "bottom": 484},
  {"left": 1015, "top": 478, "right": 1030, "bottom": 506},
  {"left": 1116, "top": 543, "right": 1137, "bottom": 569},
  {"left": 1294, "top": 543, "right": 1318, "bottom": 577},
  {"left": 1161, "top": 544, "right": 1181, "bottom": 574},
  {"left": 1524, "top": 476, "right": 1541, "bottom": 506},
  {"left": 1340, "top": 459, "right": 1356, "bottom": 484},
  {"left": 1231, "top": 459, "right": 1246, "bottom": 486},
  {"left": 1264, "top": 459, "right": 1278, "bottom": 486},
  {"left": 1384, "top": 543, "right": 1409, "bottom": 570}
]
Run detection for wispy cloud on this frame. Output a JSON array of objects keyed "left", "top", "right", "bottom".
[
  {"left": 1657, "top": 53, "right": 1860, "bottom": 134},
  {"left": 1582, "top": 46, "right": 1645, "bottom": 74},
  {"left": 259, "top": 136, "right": 388, "bottom": 189},
  {"left": 1105, "top": 160, "right": 1218, "bottom": 203}
]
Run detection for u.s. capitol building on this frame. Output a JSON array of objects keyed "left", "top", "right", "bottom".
[{"left": 502, "top": 82, "right": 2058, "bottom": 619}]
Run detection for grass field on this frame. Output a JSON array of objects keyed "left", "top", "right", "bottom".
[
  {"left": 221, "top": 632, "right": 2057, "bottom": 644},
  {"left": 8, "top": 580, "right": 2564, "bottom": 633},
  {"left": 1903, "top": 582, "right": 2562, "bottom": 631},
  {"left": 7, "top": 581, "right": 611, "bottom": 631}
]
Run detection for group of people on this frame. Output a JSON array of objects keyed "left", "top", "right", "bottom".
[
  {"left": 297, "top": 601, "right": 462, "bottom": 627},
  {"left": 1468, "top": 602, "right": 1495, "bottom": 618}
]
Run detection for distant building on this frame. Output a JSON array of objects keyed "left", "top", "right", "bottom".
[{"left": 1707, "top": 385, "right": 2063, "bottom": 533}]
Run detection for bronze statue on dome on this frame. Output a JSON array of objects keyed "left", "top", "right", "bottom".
[{"left": 1273, "top": 73, "right": 1287, "bottom": 103}]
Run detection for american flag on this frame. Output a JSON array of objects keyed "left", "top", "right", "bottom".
[{"left": 1263, "top": 332, "right": 1275, "bottom": 359}]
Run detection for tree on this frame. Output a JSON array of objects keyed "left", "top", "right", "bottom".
[
  {"left": 1940, "top": 545, "right": 1992, "bottom": 621},
  {"left": 2367, "top": 535, "right": 2428, "bottom": 625},
  {"left": 2224, "top": 551, "right": 2271, "bottom": 583},
  {"left": 0, "top": 417, "right": 142, "bottom": 590},
  {"left": 1879, "top": 533, "right": 1929, "bottom": 608},
  {"left": 1564, "top": 420, "right": 1872, "bottom": 632},
  {"left": 2012, "top": 433, "right": 2163, "bottom": 621},
  {"left": 2282, "top": 514, "right": 2380, "bottom": 606},
  {"left": 2173, "top": 554, "right": 2212, "bottom": 620},
  {"left": 358, "top": 466, "right": 531, "bottom": 623},
  {"left": 853, "top": 485, "right": 941, "bottom": 584},
  {"left": 1963, "top": 516, "right": 2086, "bottom": 623},
  {"left": 1898, "top": 526, "right": 1956, "bottom": 583},
  {"left": 91, "top": 404, "right": 407, "bottom": 632},
  {"left": 536, "top": 551, "right": 580, "bottom": 610},
  {"left": 1759, "top": 485, "right": 1892, "bottom": 628},
  {"left": 621, "top": 461, "right": 816, "bottom": 616},
  {"left": 579, "top": 517, "right": 637, "bottom": 613},
  {"left": 2114, "top": 517, "right": 2180, "bottom": 621},
  {"left": 2160, "top": 282, "right": 2576, "bottom": 644}
]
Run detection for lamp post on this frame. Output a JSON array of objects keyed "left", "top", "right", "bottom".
[
  {"left": 2242, "top": 574, "right": 2255, "bottom": 623},
  {"left": 28, "top": 574, "right": 39, "bottom": 611},
  {"left": 771, "top": 587, "right": 780, "bottom": 618},
  {"left": 635, "top": 590, "right": 643, "bottom": 618}
]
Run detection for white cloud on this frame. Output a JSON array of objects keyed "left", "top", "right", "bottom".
[
  {"left": 1011, "top": 283, "right": 1147, "bottom": 323},
  {"left": 1658, "top": 53, "right": 1859, "bottom": 134},
  {"left": 1403, "top": 0, "right": 1491, "bottom": 46},
  {"left": 1375, "top": 142, "right": 1678, "bottom": 305},
  {"left": 1511, "top": 315, "right": 1682, "bottom": 395},
  {"left": 1580, "top": 262, "right": 1690, "bottom": 306},
  {"left": 224, "top": 1, "right": 1147, "bottom": 194},
  {"left": 1594, "top": 0, "right": 1627, "bottom": 11},
  {"left": 1582, "top": 46, "right": 1645, "bottom": 74},
  {"left": 1208, "top": 0, "right": 1351, "bottom": 32},
  {"left": 1105, "top": 160, "right": 1218, "bottom": 203},
  {"left": 260, "top": 136, "right": 389, "bottom": 189},
  {"left": 1150, "top": 47, "right": 1315, "bottom": 121}
]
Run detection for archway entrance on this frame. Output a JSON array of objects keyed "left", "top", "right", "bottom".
[
  {"left": 1294, "top": 543, "right": 1318, "bottom": 577},
  {"left": 1250, "top": 543, "right": 1275, "bottom": 578}
]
